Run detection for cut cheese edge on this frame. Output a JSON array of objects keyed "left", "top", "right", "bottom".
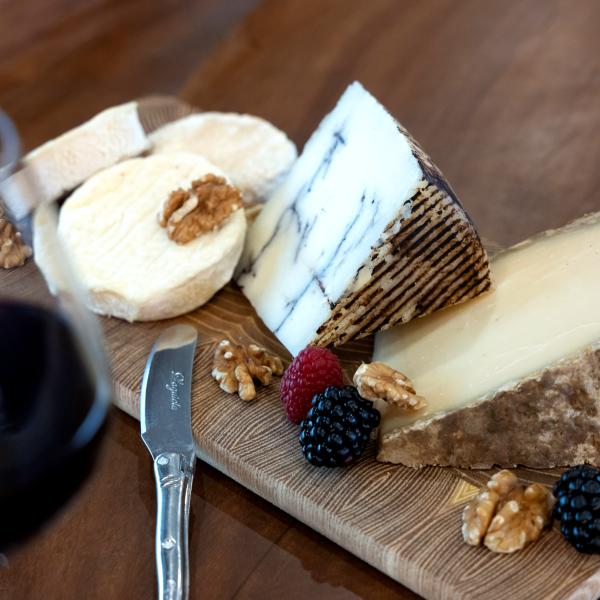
[
  {"left": 34, "top": 153, "right": 246, "bottom": 322},
  {"left": 375, "top": 212, "right": 600, "bottom": 468},
  {"left": 2, "top": 102, "right": 150, "bottom": 220},
  {"left": 150, "top": 112, "right": 297, "bottom": 205},
  {"left": 237, "top": 81, "right": 490, "bottom": 356}
]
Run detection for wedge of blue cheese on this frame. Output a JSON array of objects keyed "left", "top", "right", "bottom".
[{"left": 237, "top": 82, "right": 491, "bottom": 356}]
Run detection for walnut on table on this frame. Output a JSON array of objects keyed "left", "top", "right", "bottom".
[
  {"left": 461, "top": 470, "right": 555, "bottom": 553},
  {"left": 353, "top": 362, "right": 426, "bottom": 410},
  {"left": 158, "top": 173, "right": 242, "bottom": 244},
  {"left": 212, "top": 339, "right": 284, "bottom": 401},
  {"left": 0, "top": 205, "right": 32, "bottom": 269}
]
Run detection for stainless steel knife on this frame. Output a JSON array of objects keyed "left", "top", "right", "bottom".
[{"left": 141, "top": 325, "right": 198, "bottom": 600}]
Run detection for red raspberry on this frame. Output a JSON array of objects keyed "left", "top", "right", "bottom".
[{"left": 280, "top": 346, "right": 344, "bottom": 424}]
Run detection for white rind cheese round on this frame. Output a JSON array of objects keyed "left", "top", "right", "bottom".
[
  {"left": 149, "top": 113, "right": 297, "bottom": 204},
  {"left": 33, "top": 153, "right": 246, "bottom": 321},
  {"left": 2, "top": 102, "right": 150, "bottom": 220}
]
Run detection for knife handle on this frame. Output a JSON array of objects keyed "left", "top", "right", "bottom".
[{"left": 153, "top": 452, "right": 194, "bottom": 600}]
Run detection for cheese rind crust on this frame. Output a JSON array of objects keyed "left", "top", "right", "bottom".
[
  {"left": 377, "top": 345, "right": 600, "bottom": 468},
  {"left": 313, "top": 177, "right": 490, "bottom": 347},
  {"left": 377, "top": 212, "right": 600, "bottom": 468}
]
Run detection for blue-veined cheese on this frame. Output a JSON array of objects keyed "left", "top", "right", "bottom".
[{"left": 237, "top": 82, "right": 490, "bottom": 356}]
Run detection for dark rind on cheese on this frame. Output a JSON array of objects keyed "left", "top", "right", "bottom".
[
  {"left": 313, "top": 177, "right": 492, "bottom": 348},
  {"left": 377, "top": 346, "right": 600, "bottom": 469},
  {"left": 395, "top": 122, "right": 457, "bottom": 209}
]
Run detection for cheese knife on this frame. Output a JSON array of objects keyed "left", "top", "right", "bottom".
[{"left": 141, "top": 325, "right": 198, "bottom": 600}]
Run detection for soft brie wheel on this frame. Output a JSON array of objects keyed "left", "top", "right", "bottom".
[
  {"left": 149, "top": 112, "right": 297, "bottom": 204},
  {"left": 33, "top": 153, "right": 247, "bottom": 321}
]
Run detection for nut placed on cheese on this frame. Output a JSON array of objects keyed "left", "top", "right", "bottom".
[
  {"left": 34, "top": 153, "right": 247, "bottom": 322},
  {"left": 0, "top": 206, "right": 32, "bottom": 269},
  {"left": 212, "top": 339, "right": 284, "bottom": 401},
  {"left": 462, "top": 470, "right": 520, "bottom": 546},
  {"left": 353, "top": 362, "right": 426, "bottom": 411},
  {"left": 462, "top": 471, "right": 554, "bottom": 554},
  {"left": 159, "top": 174, "right": 242, "bottom": 245}
]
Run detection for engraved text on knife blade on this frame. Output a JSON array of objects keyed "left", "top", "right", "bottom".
[{"left": 165, "top": 370, "right": 184, "bottom": 410}]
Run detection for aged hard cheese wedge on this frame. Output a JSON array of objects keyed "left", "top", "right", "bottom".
[
  {"left": 375, "top": 213, "right": 600, "bottom": 468},
  {"left": 34, "top": 153, "right": 246, "bottom": 321},
  {"left": 2, "top": 102, "right": 150, "bottom": 220},
  {"left": 237, "top": 81, "right": 490, "bottom": 356},
  {"left": 150, "top": 113, "right": 297, "bottom": 205}
]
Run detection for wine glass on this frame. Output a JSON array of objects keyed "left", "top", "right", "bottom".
[{"left": 0, "top": 110, "right": 111, "bottom": 550}]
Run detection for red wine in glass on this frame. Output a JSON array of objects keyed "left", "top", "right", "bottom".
[
  {"left": 0, "top": 110, "right": 111, "bottom": 551},
  {"left": 0, "top": 301, "right": 108, "bottom": 550}
]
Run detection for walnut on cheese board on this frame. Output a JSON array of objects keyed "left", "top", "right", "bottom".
[
  {"left": 375, "top": 212, "right": 600, "bottom": 468},
  {"left": 0, "top": 205, "right": 31, "bottom": 269},
  {"left": 462, "top": 470, "right": 555, "bottom": 553},
  {"left": 212, "top": 339, "right": 284, "bottom": 401}
]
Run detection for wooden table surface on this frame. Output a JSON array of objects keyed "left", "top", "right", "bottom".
[{"left": 1, "top": 1, "right": 599, "bottom": 598}]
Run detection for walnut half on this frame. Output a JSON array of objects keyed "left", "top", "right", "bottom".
[
  {"left": 353, "top": 362, "right": 426, "bottom": 411},
  {"left": 158, "top": 174, "right": 242, "bottom": 244},
  {"left": 0, "top": 206, "right": 32, "bottom": 269},
  {"left": 461, "top": 470, "right": 555, "bottom": 553},
  {"left": 212, "top": 339, "right": 284, "bottom": 401}
]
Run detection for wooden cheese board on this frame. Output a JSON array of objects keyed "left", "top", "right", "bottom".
[{"left": 3, "top": 261, "right": 600, "bottom": 600}]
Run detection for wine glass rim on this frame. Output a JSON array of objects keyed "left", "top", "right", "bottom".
[{"left": 0, "top": 109, "right": 20, "bottom": 173}]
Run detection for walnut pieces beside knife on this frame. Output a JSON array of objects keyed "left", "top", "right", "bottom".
[{"left": 212, "top": 339, "right": 284, "bottom": 401}]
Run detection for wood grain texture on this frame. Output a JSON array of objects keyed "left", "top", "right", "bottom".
[
  {"left": 3, "top": 259, "right": 600, "bottom": 599},
  {"left": 0, "top": 0, "right": 260, "bottom": 151},
  {"left": 107, "top": 297, "right": 600, "bottom": 599}
]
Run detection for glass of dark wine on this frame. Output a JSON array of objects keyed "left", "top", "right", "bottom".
[{"left": 0, "top": 110, "right": 111, "bottom": 551}]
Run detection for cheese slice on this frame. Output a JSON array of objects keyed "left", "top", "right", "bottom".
[
  {"left": 2, "top": 102, "right": 150, "bottom": 220},
  {"left": 33, "top": 153, "right": 246, "bottom": 322},
  {"left": 375, "top": 213, "right": 600, "bottom": 468},
  {"left": 237, "top": 81, "right": 490, "bottom": 356},
  {"left": 150, "top": 113, "right": 297, "bottom": 205}
]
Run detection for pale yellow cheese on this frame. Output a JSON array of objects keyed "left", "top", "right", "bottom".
[{"left": 374, "top": 214, "right": 600, "bottom": 435}]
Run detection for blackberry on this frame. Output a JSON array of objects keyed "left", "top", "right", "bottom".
[
  {"left": 553, "top": 465, "right": 600, "bottom": 553},
  {"left": 299, "top": 385, "right": 380, "bottom": 467}
]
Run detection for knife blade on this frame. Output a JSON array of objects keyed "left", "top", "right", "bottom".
[{"left": 141, "top": 324, "right": 198, "bottom": 600}]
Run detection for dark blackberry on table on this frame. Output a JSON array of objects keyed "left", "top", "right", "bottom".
[
  {"left": 553, "top": 465, "right": 600, "bottom": 553},
  {"left": 299, "top": 386, "right": 380, "bottom": 467}
]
